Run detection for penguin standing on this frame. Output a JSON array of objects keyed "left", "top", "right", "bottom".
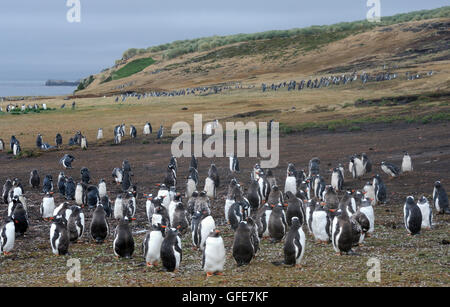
[
  {"left": 172, "top": 202, "right": 189, "bottom": 235},
  {"left": 186, "top": 167, "right": 198, "bottom": 198},
  {"left": 86, "top": 186, "right": 100, "bottom": 210},
  {"left": 363, "top": 182, "right": 376, "bottom": 206},
  {"left": 36, "top": 133, "right": 43, "bottom": 149},
  {"left": 67, "top": 205, "right": 85, "bottom": 242},
  {"left": 305, "top": 199, "right": 316, "bottom": 234},
  {"left": 80, "top": 167, "right": 90, "bottom": 184},
  {"left": 98, "top": 179, "right": 107, "bottom": 198},
  {"left": 156, "top": 125, "right": 164, "bottom": 141},
  {"left": 143, "top": 122, "right": 152, "bottom": 135},
  {"left": 55, "top": 133, "right": 63, "bottom": 147},
  {"left": 2, "top": 179, "right": 12, "bottom": 204},
  {"left": 143, "top": 223, "right": 165, "bottom": 267},
  {"left": 372, "top": 174, "right": 387, "bottom": 204},
  {"left": 42, "top": 175, "right": 54, "bottom": 193},
  {"left": 113, "top": 217, "right": 134, "bottom": 258},
  {"left": 417, "top": 196, "right": 432, "bottom": 229},
  {"left": 247, "top": 177, "right": 262, "bottom": 211},
  {"left": 57, "top": 172, "right": 66, "bottom": 196},
  {"left": 40, "top": 192, "right": 55, "bottom": 220},
  {"left": 331, "top": 167, "right": 343, "bottom": 191},
  {"left": 331, "top": 207, "right": 354, "bottom": 255},
  {"left": 160, "top": 228, "right": 182, "bottom": 272},
  {"left": 404, "top": 196, "right": 422, "bottom": 235},
  {"left": 232, "top": 221, "right": 255, "bottom": 266},
  {"left": 11, "top": 200, "right": 29, "bottom": 236},
  {"left": 283, "top": 217, "right": 306, "bottom": 267},
  {"left": 0, "top": 217, "right": 15, "bottom": 255},
  {"left": 311, "top": 202, "right": 331, "bottom": 243},
  {"left": 80, "top": 136, "right": 88, "bottom": 150},
  {"left": 129, "top": 125, "right": 137, "bottom": 139},
  {"left": 112, "top": 168, "right": 123, "bottom": 185},
  {"left": 401, "top": 151, "right": 413, "bottom": 173},
  {"left": 323, "top": 185, "right": 339, "bottom": 210},
  {"left": 75, "top": 182, "right": 86, "bottom": 206},
  {"left": 268, "top": 204, "right": 287, "bottom": 243},
  {"left": 164, "top": 164, "right": 177, "bottom": 189},
  {"left": 224, "top": 179, "right": 238, "bottom": 223},
  {"left": 358, "top": 198, "right": 375, "bottom": 235},
  {"left": 100, "top": 195, "right": 112, "bottom": 218},
  {"left": 285, "top": 163, "right": 298, "bottom": 195},
  {"left": 50, "top": 215, "right": 70, "bottom": 255},
  {"left": 362, "top": 153, "right": 372, "bottom": 173},
  {"left": 285, "top": 191, "right": 304, "bottom": 227},
  {"left": 114, "top": 195, "right": 125, "bottom": 220},
  {"left": 308, "top": 157, "right": 320, "bottom": 177},
  {"left": 90, "top": 204, "right": 109, "bottom": 243},
  {"left": 97, "top": 128, "right": 103, "bottom": 140},
  {"left": 53, "top": 202, "right": 73, "bottom": 223},
  {"left": 229, "top": 154, "right": 240, "bottom": 173},
  {"left": 29, "top": 170, "right": 40, "bottom": 189},
  {"left": 203, "top": 229, "right": 226, "bottom": 276},
  {"left": 350, "top": 156, "right": 365, "bottom": 179},
  {"left": 433, "top": 181, "right": 450, "bottom": 214},
  {"left": 65, "top": 177, "right": 76, "bottom": 200},
  {"left": 194, "top": 210, "right": 216, "bottom": 250}
]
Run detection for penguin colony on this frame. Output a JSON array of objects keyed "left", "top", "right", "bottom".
[{"left": 0, "top": 145, "right": 448, "bottom": 278}]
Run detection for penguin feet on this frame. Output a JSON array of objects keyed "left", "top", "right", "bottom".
[
  {"left": 215, "top": 272, "right": 224, "bottom": 276},
  {"left": 146, "top": 262, "right": 153, "bottom": 267},
  {"left": 3, "top": 251, "right": 11, "bottom": 256},
  {"left": 206, "top": 272, "right": 214, "bottom": 277}
]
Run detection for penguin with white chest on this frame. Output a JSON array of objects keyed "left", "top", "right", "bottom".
[
  {"left": 67, "top": 205, "right": 85, "bottom": 242},
  {"left": 113, "top": 217, "right": 135, "bottom": 258},
  {"left": 433, "top": 181, "right": 450, "bottom": 214},
  {"left": 404, "top": 196, "right": 422, "bottom": 236},
  {"left": 160, "top": 228, "right": 182, "bottom": 272},
  {"left": 283, "top": 217, "right": 306, "bottom": 268},
  {"left": 40, "top": 192, "right": 55, "bottom": 220},
  {"left": 401, "top": 151, "right": 413, "bottom": 172},
  {"left": 284, "top": 163, "right": 298, "bottom": 195},
  {"left": 417, "top": 196, "right": 432, "bottom": 230},
  {"left": 311, "top": 202, "right": 332, "bottom": 243},
  {"left": 192, "top": 209, "right": 216, "bottom": 251},
  {"left": 331, "top": 167, "right": 344, "bottom": 191},
  {"left": 114, "top": 195, "right": 124, "bottom": 220},
  {"left": 203, "top": 229, "right": 226, "bottom": 277},
  {"left": 268, "top": 204, "right": 287, "bottom": 243},
  {"left": 381, "top": 161, "right": 401, "bottom": 178},
  {"left": 331, "top": 207, "right": 354, "bottom": 255},
  {"left": 1, "top": 217, "right": 15, "bottom": 255},
  {"left": 143, "top": 223, "right": 165, "bottom": 267},
  {"left": 98, "top": 179, "right": 107, "bottom": 198},
  {"left": 50, "top": 215, "right": 70, "bottom": 255}
]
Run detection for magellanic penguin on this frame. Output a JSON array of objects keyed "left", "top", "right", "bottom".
[
  {"left": 311, "top": 202, "right": 332, "bottom": 244},
  {"left": 381, "top": 161, "right": 401, "bottom": 178},
  {"left": 29, "top": 170, "right": 40, "bottom": 189},
  {"left": 401, "top": 151, "right": 413, "bottom": 173},
  {"left": 113, "top": 217, "right": 135, "bottom": 258},
  {"left": 1, "top": 217, "right": 15, "bottom": 255},
  {"left": 433, "top": 181, "right": 450, "bottom": 214},
  {"left": 285, "top": 191, "right": 304, "bottom": 227},
  {"left": 232, "top": 221, "right": 255, "bottom": 266},
  {"left": 203, "top": 229, "right": 226, "bottom": 277},
  {"left": 67, "top": 205, "right": 85, "bottom": 242},
  {"left": 50, "top": 215, "right": 70, "bottom": 255},
  {"left": 143, "top": 223, "right": 165, "bottom": 267},
  {"left": 417, "top": 196, "right": 432, "bottom": 230},
  {"left": 90, "top": 203, "right": 109, "bottom": 243},
  {"left": 331, "top": 206, "right": 354, "bottom": 255},
  {"left": 268, "top": 204, "right": 287, "bottom": 243},
  {"left": 283, "top": 217, "right": 306, "bottom": 268},
  {"left": 160, "top": 227, "right": 182, "bottom": 272},
  {"left": 285, "top": 163, "right": 298, "bottom": 195},
  {"left": 40, "top": 192, "right": 55, "bottom": 221},
  {"left": 404, "top": 196, "right": 422, "bottom": 236}
]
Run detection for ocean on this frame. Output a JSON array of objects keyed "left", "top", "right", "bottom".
[{"left": 0, "top": 80, "right": 77, "bottom": 97}]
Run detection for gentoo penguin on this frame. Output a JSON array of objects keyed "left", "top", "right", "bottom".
[
  {"left": 313, "top": 175, "right": 326, "bottom": 200},
  {"left": 67, "top": 205, "right": 85, "bottom": 242},
  {"left": 350, "top": 156, "right": 365, "bottom": 179},
  {"left": 172, "top": 202, "right": 189, "bottom": 235},
  {"left": 372, "top": 174, "right": 387, "bottom": 204},
  {"left": 285, "top": 163, "right": 298, "bottom": 195},
  {"left": 42, "top": 175, "right": 53, "bottom": 193},
  {"left": 203, "top": 229, "right": 226, "bottom": 276},
  {"left": 97, "top": 128, "right": 103, "bottom": 140},
  {"left": 80, "top": 167, "right": 90, "bottom": 184},
  {"left": 283, "top": 217, "right": 306, "bottom": 267},
  {"left": 36, "top": 133, "right": 43, "bottom": 149},
  {"left": 53, "top": 202, "right": 73, "bottom": 223},
  {"left": 112, "top": 168, "right": 123, "bottom": 185},
  {"left": 75, "top": 182, "right": 86, "bottom": 206},
  {"left": 145, "top": 194, "right": 155, "bottom": 224},
  {"left": 100, "top": 195, "right": 112, "bottom": 218},
  {"left": 308, "top": 157, "right": 320, "bottom": 177},
  {"left": 143, "top": 122, "right": 152, "bottom": 135},
  {"left": 224, "top": 179, "right": 238, "bottom": 223},
  {"left": 432, "top": 181, "right": 450, "bottom": 214},
  {"left": 331, "top": 207, "right": 354, "bottom": 255},
  {"left": 267, "top": 185, "right": 283, "bottom": 206},
  {"left": 129, "top": 125, "right": 137, "bottom": 139},
  {"left": 160, "top": 227, "right": 182, "bottom": 272},
  {"left": 403, "top": 196, "right": 422, "bottom": 235},
  {"left": 114, "top": 133, "right": 122, "bottom": 144},
  {"left": 232, "top": 221, "right": 255, "bottom": 266},
  {"left": 40, "top": 192, "right": 55, "bottom": 220},
  {"left": 353, "top": 208, "right": 370, "bottom": 245},
  {"left": 60, "top": 154, "right": 75, "bottom": 169},
  {"left": 247, "top": 177, "right": 262, "bottom": 211},
  {"left": 229, "top": 154, "right": 240, "bottom": 173},
  {"left": 143, "top": 223, "right": 165, "bottom": 267},
  {"left": 194, "top": 209, "right": 216, "bottom": 250},
  {"left": 55, "top": 133, "right": 63, "bottom": 147},
  {"left": 208, "top": 163, "right": 220, "bottom": 188},
  {"left": 253, "top": 203, "right": 271, "bottom": 238},
  {"left": 253, "top": 165, "right": 270, "bottom": 201},
  {"left": 2, "top": 179, "right": 12, "bottom": 204},
  {"left": 113, "top": 217, "right": 134, "bottom": 258},
  {"left": 57, "top": 172, "right": 66, "bottom": 196},
  {"left": 29, "top": 170, "right": 40, "bottom": 189},
  {"left": 228, "top": 197, "right": 250, "bottom": 231},
  {"left": 305, "top": 199, "right": 316, "bottom": 235},
  {"left": 194, "top": 191, "right": 211, "bottom": 215},
  {"left": 168, "top": 193, "right": 182, "bottom": 225},
  {"left": 156, "top": 125, "right": 164, "bottom": 141},
  {"left": 157, "top": 184, "right": 171, "bottom": 210},
  {"left": 153, "top": 205, "right": 170, "bottom": 233},
  {"left": 114, "top": 195, "right": 125, "bottom": 219},
  {"left": 349, "top": 212, "right": 364, "bottom": 247},
  {"left": 417, "top": 196, "right": 432, "bottom": 229},
  {"left": 0, "top": 217, "right": 15, "bottom": 255},
  {"left": 90, "top": 203, "right": 109, "bottom": 243},
  {"left": 358, "top": 198, "right": 375, "bottom": 235},
  {"left": 268, "top": 204, "right": 287, "bottom": 243},
  {"left": 186, "top": 168, "right": 198, "bottom": 198},
  {"left": 401, "top": 151, "right": 413, "bottom": 173},
  {"left": 170, "top": 155, "right": 178, "bottom": 173},
  {"left": 12, "top": 141, "right": 21, "bottom": 156},
  {"left": 331, "top": 167, "right": 344, "bottom": 191},
  {"left": 361, "top": 153, "right": 372, "bottom": 173},
  {"left": 11, "top": 200, "right": 29, "bottom": 236},
  {"left": 0, "top": 139, "right": 4, "bottom": 151},
  {"left": 86, "top": 186, "right": 100, "bottom": 209},
  {"left": 363, "top": 182, "right": 376, "bottom": 206},
  {"left": 121, "top": 168, "right": 132, "bottom": 192},
  {"left": 311, "top": 202, "right": 331, "bottom": 243},
  {"left": 381, "top": 161, "right": 400, "bottom": 178},
  {"left": 50, "top": 215, "right": 70, "bottom": 255},
  {"left": 98, "top": 179, "right": 107, "bottom": 198},
  {"left": 285, "top": 191, "right": 304, "bottom": 227},
  {"left": 323, "top": 185, "right": 339, "bottom": 210},
  {"left": 164, "top": 164, "right": 177, "bottom": 189},
  {"left": 80, "top": 136, "right": 88, "bottom": 150},
  {"left": 65, "top": 177, "right": 76, "bottom": 200}
]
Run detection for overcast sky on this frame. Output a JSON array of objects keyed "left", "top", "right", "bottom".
[{"left": 0, "top": 0, "right": 447, "bottom": 81}]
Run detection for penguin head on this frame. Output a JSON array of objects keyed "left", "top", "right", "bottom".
[
  {"left": 291, "top": 217, "right": 301, "bottom": 228},
  {"left": 406, "top": 196, "right": 415, "bottom": 206},
  {"left": 434, "top": 181, "right": 441, "bottom": 188},
  {"left": 209, "top": 229, "right": 221, "bottom": 238},
  {"left": 419, "top": 196, "right": 428, "bottom": 204}
]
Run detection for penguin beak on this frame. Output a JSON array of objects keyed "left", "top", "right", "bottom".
[{"left": 329, "top": 209, "right": 336, "bottom": 213}]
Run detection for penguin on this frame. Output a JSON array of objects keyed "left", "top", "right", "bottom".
[
  {"left": 229, "top": 154, "right": 240, "bottom": 173},
  {"left": 80, "top": 167, "right": 90, "bottom": 184},
  {"left": 36, "top": 133, "right": 43, "bottom": 149},
  {"left": 208, "top": 163, "right": 220, "bottom": 188},
  {"left": 156, "top": 184, "right": 171, "bottom": 210},
  {"left": 381, "top": 161, "right": 401, "bottom": 178},
  {"left": 42, "top": 175, "right": 53, "bottom": 193},
  {"left": 145, "top": 194, "right": 155, "bottom": 224},
  {"left": 331, "top": 167, "right": 343, "bottom": 191},
  {"left": 112, "top": 168, "right": 123, "bottom": 185},
  {"left": 349, "top": 212, "right": 364, "bottom": 247},
  {"left": 114, "top": 195, "right": 125, "bottom": 220},
  {"left": 10, "top": 135, "right": 17, "bottom": 151},
  {"left": 247, "top": 217, "right": 260, "bottom": 255},
  {"left": 143, "top": 223, "right": 165, "bottom": 267},
  {"left": 57, "top": 172, "right": 66, "bottom": 196},
  {"left": 65, "top": 177, "right": 76, "bottom": 200},
  {"left": 75, "top": 182, "right": 86, "bottom": 206},
  {"left": 0, "top": 139, "right": 4, "bottom": 151},
  {"left": 353, "top": 208, "right": 370, "bottom": 245},
  {"left": 285, "top": 191, "right": 304, "bottom": 226},
  {"left": 305, "top": 199, "right": 316, "bottom": 235},
  {"left": 156, "top": 125, "right": 164, "bottom": 141},
  {"left": 247, "top": 177, "right": 262, "bottom": 211},
  {"left": 350, "top": 156, "right": 365, "bottom": 179},
  {"left": 98, "top": 179, "right": 107, "bottom": 198},
  {"left": 232, "top": 221, "right": 255, "bottom": 266},
  {"left": 311, "top": 202, "right": 331, "bottom": 243},
  {"left": 283, "top": 217, "right": 306, "bottom": 267},
  {"left": 80, "top": 136, "right": 88, "bottom": 150},
  {"left": 194, "top": 190, "right": 211, "bottom": 215},
  {"left": 224, "top": 179, "right": 238, "bottom": 223},
  {"left": 361, "top": 153, "right": 372, "bottom": 173},
  {"left": 417, "top": 196, "right": 432, "bottom": 230},
  {"left": 53, "top": 202, "right": 73, "bottom": 223},
  {"left": 29, "top": 170, "right": 40, "bottom": 189},
  {"left": 228, "top": 198, "right": 250, "bottom": 231},
  {"left": 114, "top": 133, "right": 122, "bottom": 145},
  {"left": 313, "top": 175, "right": 326, "bottom": 200},
  {"left": 129, "top": 125, "right": 137, "bottom": 139},
  {"left": 268, "top": 204, "right": 287, "bottom": 243},
  {"left": 90, "top": 203, "right": 109, "bottom": 243},
  {"left": 196, "top": 209, "right": 216, "bottom": 250},
  {"left": 121, "top": 168, "right": 132, "bottom": 192},
  {"left": 97, "top": 128, "right": 103, "bottom": 140},
  {"left": 202, "top": 229, "right": 226, "bottom": 276},
  {"left": 164, "top": 164, "right": 177, "bottom": 189},
  {"left": 186, "top": 168, "right": 198, "bottom": 199},
  {"left": 308, "top": 157, "right": 320, "bottom": 177},
  {"left": 401, "top": 151, "right": 413, "bottom": 173},
  {"left": 363, "top": 182, "right": 376, "bottom": 206},
  {"left": 372, "top": 174, "right": 387, "bottom": 204},
  {"left": 172, "top": 202, "right": 189, "bottom": 235},
  {"left": 50, "top": 215, "right": 70, "bottom": 255},
  {"left": 358, "top": 198, "right": 375, "bottom": 235},
  {"left": 331, "top": 206, "right": 354, "bottom": 255},
  {"left": 67, "top": 205, "right": 85, "bottom": 242},
  {"left": 100, "top": 195, "right": 112, "bottom": 218},
  {"left": 253, "top": 165, "right": 270, "bottom": 201},
  {"left": 11, "top": 200, "right": 29, "bottom": 236},
  {"left": 404, "top": 196, "right": 422, "bottom": 235},
  {"left": 40, "top": 192, "right": 55, "bottom": 220},
  {"left": 113, "top": 217, "right": 134, "bottom": 258},
  {"left": 432, "top": 181, "right": 450, "bottom": 214},
  {"left": 267, "top": 185, "right": 283, "bottom": 206},
  {"left": 86, "top": 186, "right": 100, "bottom": 210},
  {"left": 168, "top": 193, "right": 182, "bottom": 225},
  {"left": 266, "top": 169, "right": 277, "bottom": 188},
  {"left": 12, "top": 141, "right": 21, "bottom": 156},
  {"left": 2, "top": 179, "right": 12, "bottom": 204},
  {"left": 0, "top": 217, "right": 15, "bottom": 255},
  {"left": 186, "top": 191, "right": 198, "bottom": 216},
  {"left": 323, "top": 185, "right": 339, "bottom": 210},
  {"left": 160, "top": 227, "right": 182, "bottom": 272},
  {"left": 153, "top": 205, "right": 170, "bottom": 233},
  {"left": 143, "top": 122, "right": 152, "bottom": 135},
  {"left": 55, "top": 133, "right": 63, "bottom": 147},
  {"left": 60, "top": 154, "right": 75, "bottom": 169},
  {"left": 285, "top": 163, "right": 298, "bottom": 195}
]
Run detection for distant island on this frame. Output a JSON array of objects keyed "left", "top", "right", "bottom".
[{"left": 45, "top": 79, "right": 80, "bottom": 86}]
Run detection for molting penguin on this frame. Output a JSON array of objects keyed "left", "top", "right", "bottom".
[
  {"left": 417, "top": 196, "right": 432, "bottom": 230},
  {"left": 160, "top": 227, "right": 182, "bottom": 272},
  {"left": 57, "top": 172, "right": 66, "bottom": 196},
  {"left": 323, "top": 185, "right": 339, "bottom": 210},
  {"left": 11, "top": 200, "right": 29, "bottom": 236},
  {"left": 285, "top": 191, "right": 304, "bottom": 227},
  {"left": 67, "top": 205, "right": 85, "bottom": 242},
  {"left": 40, "top": 192, "right": 55, "bottom": 220},
  {"left": 90, "top": 203, "right": 109, "bottom": 243},
  {"left": 60, "top": 154, "right": 75, "bottom": 169},
  {"left": 164, "top": 164, "right": 177, "bottom": 189},
  {"left": 267, "top": 185, "right": 283, "bottom": 206},
  {"left": 143, "top": 223, "right": 165, "bottom": 267},
  {"left": 283, "top": 217, "right": 306, "bottom": 268},
  {"left": 186, "top": 167, "right": 198, "bottom": 198},
  {"left": 86, "top": 186, "right": 100, "bottom": 210},
  {"left": 331, "top": 207, "right": 354, "bottom": 255},
  {"left": 308, "top": 157, "right": 320, "bottom": 177},
  {"left": 401, "top": 151, "right": 413, "bottom": 172},
  {"left": 311, "top": 202, "right": 331, "bottom": 243},
  {"left": 331, "top": 167, "right": 344, "bottom": 191},
  {"left": 247, "top": 177, "right": 262, "bottom": 211},
  {"left": 404, "top": 196, "right": 422, "bottom": 235},
  {"left": 2, "top": 179, "right": 12, "bottom": 204},
  {"left": 113, "top": 217, "right": 134, "bottom": 258},
  {"left": 268, "top": 204, "right": 287, "bottom": 243},
  {"left": 172, "top": 202, "right": 189, "bottom": 235},
  {"left": 42, "top": 175, "right": 54, "bottom": 193},
  {"left": 80, "top": 167, "right": 91, "bottom": 184},
  {"left": 50, "top": 215, "right": 70, "bottom": 255},
  {"left": 433, "top": 181, "right": 450, "bottom": 214},
  {"left": 55, "top": 133, "right": 63, "bottom": 147},
  {"left": 29, "top": 170, "right": 40, "bottom": 189},
  {"left": 350, "top": 156, "right": 365, "bottom": 179},
  {"left": 204, "top": 166, "right": 217, "bottom": 199},
  {"left": 224, "top": 179, "right": 238, "bottom": 223},
  {"left": 97, "top": 128, "right": 103, "bottom": 140},
  {"left": 65, "top": 177, "right": 76, "bottom": 200},
  {"left": 98, "top": 179, "right": 107, "bottom": 198},
  {"left": 1, "top": 217, "right": 15, "bottom": 255},
  {"left": 203, "top": 229, "right": 226, "bottom": 276},
  {"left": 381, "top": 161, "right": 400, "bottom": 178},
  {"left": 232, "top": 221, "right": 255, "bottom": 266}
]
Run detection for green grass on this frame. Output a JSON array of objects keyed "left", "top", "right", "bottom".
[{"left": 108, "top": 57, "right": 155, "bottom": 81}]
